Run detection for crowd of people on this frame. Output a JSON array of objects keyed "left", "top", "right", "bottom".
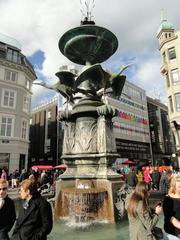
[
  {"left": 120, "top": 165, "right": 176, "bottom": 197},
  {"left": 126, "top": 173, "right": 180, "bottom": 240},
  {"left": 0, "top": 167, "right": 63, "bottom": 190},
  {"left": 0, "top": 165, "right": 179, "bottom": 240}
]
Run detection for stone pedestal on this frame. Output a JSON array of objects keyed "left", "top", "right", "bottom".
[
  {"left": 60, "top": 101, "right": 119, "bottom": 180},
  {"left": 55, "top": 101, "right": 124, "bottom": 223}
]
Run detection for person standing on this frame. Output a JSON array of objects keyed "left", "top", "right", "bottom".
[
  {"left": 136, "top": 170, "right": 143, "bottom": 183},
  {"left": 143, "top": 166, "right": 152, "bottom": 186},
  {"left": 151, "top": 167, "right": 160, "bottom": 190},
  {"left": 127, "top": 181, "right": 162, "bottom": 240},
  {"left": 163, "top": 174, "right": 180, "bottom": 239},
  {"left": 19, "top": 169, "right": 29, "bottom": 182},
  {"left": 40, "top": 170, "right": 49, "bottom": 186},
  {"left": 127, "top": 167, "right": 137, "bottom": 187},
  {"left": 11, "top": 179, "right": 53, "bottom": 240},
  {"left": 159, "top": 169, "right": 172, "bottom": 198},
  {"left": 11, "top": 170, "right": 17, "bottom": 188},
  {"left": 0, "top": 179, "right": 16, "bottom": 240},
  {"left": 1, "top": 169, "right": 7, "bottom": 181}
]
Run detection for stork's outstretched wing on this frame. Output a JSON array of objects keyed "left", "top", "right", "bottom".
[
  {"left": 33, "top": 81, "right": 74, "bottom": 105},
  {"left": 107, "top": 64, "right": 130, "bottom": 98}
]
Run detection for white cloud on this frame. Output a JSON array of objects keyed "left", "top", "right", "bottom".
[
  {"left": 0, "top": 0, "right": 179, "bottom": 107},
  {"left": 130, "top": 55, "right": 167, "bottom": 104}
]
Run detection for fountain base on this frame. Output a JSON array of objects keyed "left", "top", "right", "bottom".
[{"left": 55, "top": 178, "right": 124, "bottom": 223}]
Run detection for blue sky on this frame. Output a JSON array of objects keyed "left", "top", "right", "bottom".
[
  {"left": 28, "top": 50, "right": 45, "bottom": 71},
  {"left": 0, "top": 0, "right": 180, "bottom": 108}
]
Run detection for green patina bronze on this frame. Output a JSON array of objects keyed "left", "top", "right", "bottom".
[
  {"left": 59, "top": 24, "right": 118, "bottom": 65},
  {"left": 34, "top": 7, "right": 129, "bottom": 222}
]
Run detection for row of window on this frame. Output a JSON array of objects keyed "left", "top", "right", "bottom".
[
  {"left": 1, "top": 88, "right": 30, "bottom": 112},
  {"left": 0, "top": 114, "right": 28, "bottom": 139},
  {"left": 159, "top": 32, "right": 173, "bottom": 45},
  {"left": 1, "top": 68, "right": 31, "bottom": 90},
  {"left": 113, "top": 122, "right": 150, "bottom": 141},
  {"left": 169, "top": 93, "right": 180, "bottom": 113},
  {"left": 162, "top": 47, "right": 180, "bottom": 87},
  {"left": 119, "top": 97, "right": 146, "bottom": 111},
  {"left": 7, "top": 48, "right": 21, "bottom": 64},
  {"left": 0, "top": 46, "right": 21, "bottom": 64},
  {"left": 122, "top": 85, "right": 146, "bottom": 101}
]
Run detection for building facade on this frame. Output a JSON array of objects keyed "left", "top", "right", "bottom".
[
  {"left": 157, "top": 15, "right": 180, "bottom": 167},
  {"left": 0, "top": 33, "right": 36, "bottom": 173},
  {"left": 29, "top": 94, "right": 63, "bottom": 167},
  {"left": 29, "top": 65, "right": 78, "bottom": 167},
  {"left": 147, "top": 97, "right": 175, "bottom": 165},
  {"left": 107, "top": 80, "right": 152, "bottom": 165}
]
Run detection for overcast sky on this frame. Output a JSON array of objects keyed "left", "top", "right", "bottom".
[{"left": 1, "top": 0, "right": 180, "bottom": 108}]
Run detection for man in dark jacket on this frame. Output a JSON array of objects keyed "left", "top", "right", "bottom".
[
  {"left": 159, "top": 169, "right": 172, "bottom": 198},
  {"left": 151, "top": 167, "right": 160, "bottom": 190},
  {"left": 11, "top": 179, "right": 53, "bottom": 240},
  {"left": 127, "top": 167, "right": 137, "bottom": 187},
  {"left": 0, "top": 179, "right": 16, "bottom": 240}
]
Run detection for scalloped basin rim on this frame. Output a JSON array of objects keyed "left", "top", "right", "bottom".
[
  {"left": 59, "top": 25, "right": 118, "bottom": 48},
  {"left": 59, "top": 24, "right": 118, "bottom": 64}
]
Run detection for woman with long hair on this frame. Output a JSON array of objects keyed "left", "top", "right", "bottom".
[
  {"left": 127, "top": 181, "right": 162, "bottom": 240},
  {"left": 163, "top": 174, "right": 180, "bottom": 239}
]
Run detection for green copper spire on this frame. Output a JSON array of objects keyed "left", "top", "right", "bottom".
[{"left": 157, "top": 10, "right": 174, "bottom": 34}]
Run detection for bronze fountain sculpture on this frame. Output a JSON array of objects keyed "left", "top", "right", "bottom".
[{"left": 36, "top": 0, "right": 128, "bottom": 224}]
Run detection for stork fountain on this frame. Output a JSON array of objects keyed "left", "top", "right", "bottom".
[{"left": 52, "top": 1, "right": 127, "bottom": 224}]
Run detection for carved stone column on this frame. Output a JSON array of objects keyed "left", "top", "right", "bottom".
[
  {"left": 60, "top": 103, "right": 119, "bottom": 179},
  {"left": 97, "top": 104, "right": 117, "bottom": 153},
  {"left": 74, "top": 117, "right": 97, "bottom": 154}
]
